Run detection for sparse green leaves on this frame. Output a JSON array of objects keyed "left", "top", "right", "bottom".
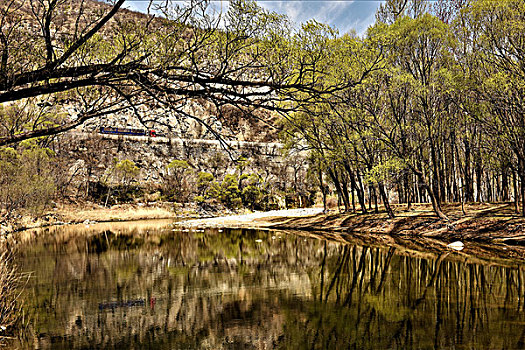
[{"left": 0, "top": 144, "right": 56, "bottom": 215}]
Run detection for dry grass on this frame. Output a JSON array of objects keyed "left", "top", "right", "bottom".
[
  {"left": 56, "top": 204, "right": 178, "bottom": 223},
  {"left": 0, "top": 243, "right": 27, "bottom": 345},
  {"left": 1, "top": 202, "right": 189, "bottom": 234}
]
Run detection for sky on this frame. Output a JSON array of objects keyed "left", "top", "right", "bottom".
[
  {"left": 125, "top": 1, "right": 383, "bottom": 36},
  {"left": 256, "top": 1, "right": 382, "bottom": 35}
]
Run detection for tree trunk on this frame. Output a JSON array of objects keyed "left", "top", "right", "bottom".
[
  {"left": 317, "top": 168, "right": 327, "bottom": 212},
  {"left": 378, "top": 182, "right": 395, "bottom": 218},
  {"left": 501, "top": 164, "right": 509, "bottom": 202},
  {"left": 397, "top": 181, "right": 403, "bottom": 204},
  {"left": 356, "top": 170, "right": 368, "bottom": 214},
  {"left": 464, "top": 137, "right": 474, "bottom": 202},
  {"left": 513, "top": 169, "right": 519, "bottom": 214},
  {"left": 372, "top": 185, "right": 378, "bottom": 213},
  {"left": 105, "top": 186, "right": 112, "bottom": 208},
  {"left": 344, "top": 161, "right": 367, "bottom": 214},
  {"left": 327, "top": 167, "right": 350, "bottom": 212},
  {"left": 475, "top": 152, "right": 483, "bottom": 202},
  {"left": 404, "top": 173, "right": 412, "bottom": 210},
  {"left": 350, "top": 178, "right": 356, "bottom": 213},
  {"left": 486, "top": 173, "right": 492, "bottom": 203},
  {"left": 341, "top": 176, "right": 351, "bottom": 213},
  {"left": 413, "top": 167, "right": 449, "bottom": 220},
  {"left": 519, "top": 158, "right": 525, "bottom": 217},
  {"left": 430, "top": 141, "right": 441, "bottom": 203}
]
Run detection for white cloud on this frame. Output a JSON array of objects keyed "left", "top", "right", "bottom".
[
  {"left": 257, "top": 0, "right": 380, "bottom": 36},
  {"left": 124, "top": 0, "right": 380, "bottom": 36}
]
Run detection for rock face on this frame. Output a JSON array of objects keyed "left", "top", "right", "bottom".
[
  {"left": 59, "top": 131, "right": 292, "bottom": 184},
  {"left": 82, "top": 101, "right": 280, "bottom": 143},
  {"left": 74, "top": 102, "right": 286, "bottom": 184}
]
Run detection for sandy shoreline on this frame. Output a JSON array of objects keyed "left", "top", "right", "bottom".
[{"left": 176, "top": 207, "right": 324, "bottom": 228}]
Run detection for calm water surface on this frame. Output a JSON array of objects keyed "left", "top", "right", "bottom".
[{"left": 13, "top": 221, "right": 525, "bottom": 349}]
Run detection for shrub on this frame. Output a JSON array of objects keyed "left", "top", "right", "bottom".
[
  {"left": 206, "top": 174, "right": 242, "bottom": 209},
  {"left": 0, "top": 143, "right": 56, "bottom": 216},
  {"left": 203, "top": 172, "right": 279, "bottom": 210},
  {"left": 194, "top": 195, "right": 205, "bottom": 203},
  {"left": 196, "top": 172, "right": 214, "bottom": 195},
  {"left": 241, "top": 174, "right": 268, "bottom": 210},
  {"left": 163, "top": 160, "right": 193, "bottom": 203}
]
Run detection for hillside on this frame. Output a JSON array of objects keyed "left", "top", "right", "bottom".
[{"left": 1, "top": 0, "right": 285, "bottom": 144}]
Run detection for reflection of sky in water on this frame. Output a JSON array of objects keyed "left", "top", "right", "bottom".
[{"left": 14, "top": 223, "right": 525, "bottom": 349}]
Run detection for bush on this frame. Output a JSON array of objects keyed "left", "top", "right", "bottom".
[
  {"left": 203, "top": 172, "right": 279, "bottom": 211},
  {"left": 163, "top": 160, "right": 193, "bottom": 203},
  {"left": 207, "top": 174, "right": 242, "bottom": 209},
  {"left": 197, "top": 172, "right": 214, "bottom": 195},
  {"left": 0, "top": 143, "right": 56, "bottom": 216},
  {"left": 241, "top": 174, "right": 268, "bottom": 210}
]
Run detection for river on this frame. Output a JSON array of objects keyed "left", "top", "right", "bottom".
[{"left": 11, "top": 220, "right": 525, "bottom": 349}]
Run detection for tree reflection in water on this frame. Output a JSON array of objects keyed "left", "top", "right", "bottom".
[{"left": 13, "top": 223, "right": 525, "bottom": 349}]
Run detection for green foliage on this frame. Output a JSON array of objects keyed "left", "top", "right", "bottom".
[
  {"left": 235, "top": 156, "right": 250, "bottom": 173},
  {"left": 203, "top": 172, "right": 275, "bottom": 210},
  {"left": 197, "top": 172, "right": 214, "bottom": 195},
  {"left": 0, "top": 144, "right": 56, "bottom": 215},
  {"left": 365, "top": 159, "right": 406, "bottom": 184},
  {"left": 115, "top": 159, "right": 140, "bottom": 186},
  {"left": 167, "top": 160, "right": 190, "bottom": 170},
  {"left": 4, "top": 0, "right": 525, "bottom": 216},
  {"left": 95, "top": 159, "right": 141, "bottom": 205},
  {"left": 241, "top": 174, "right": 268, "bottom": 210},
  {"left": 207, "top": 174, "right": 243, "bottom": 209},
  {"left": 197, "top": 171, "right": 214, "bottom": 184}
]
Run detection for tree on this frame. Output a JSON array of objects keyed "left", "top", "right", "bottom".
[
  {"left": 0, "top": 0, "right": 357, "bottom": 147},
  {"left": 0, "top": 141, "right": 55, "bottom": 215},
  {"left": 196, "top": 171, "right": 214, "bottom": 196},
  {"left": 279, "top": 24, "right": 383, "bottom": 214},
  {"left": 207, "top": 173, "right": 242, "bottom": 209},
  {"left": 115, "top": 159, "right": 139, "bottom": 188},
  {"left": 461, "top": 0, "right": 525, "bottom": 215},
  {"left": 165, "top": 159, "right": 192, "bottom": 202}
]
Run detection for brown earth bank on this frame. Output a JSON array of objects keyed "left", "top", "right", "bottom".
[
  {"left": 260, "top": 203, "right": 525, "bottom": 245},
  {"left": 177, "top": 203, "right": 525, "bottom": 246}
]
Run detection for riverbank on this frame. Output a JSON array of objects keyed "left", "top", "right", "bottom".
[
  {"left": 0, "top": 200, "right": 265, "bottom": 235},
  {"left": 178, "top": 202, "right": 525, "bottom": 245},
  {"left": 0, "top": 202, "right": 184, "bottom": 234},
  {"left": 3, "top": 202, "right": 525, "bottom": 246}
]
